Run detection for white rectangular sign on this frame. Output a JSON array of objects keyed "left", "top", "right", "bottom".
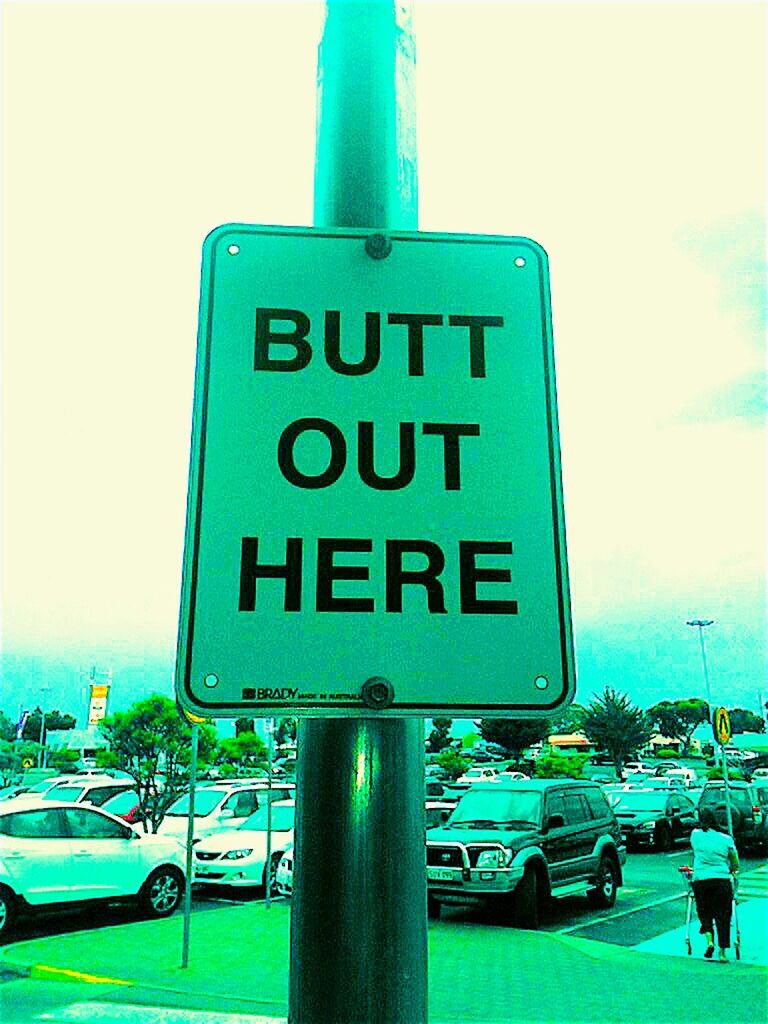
[{"left": 176, "top": 225, "right": 575, "bottom": 717}]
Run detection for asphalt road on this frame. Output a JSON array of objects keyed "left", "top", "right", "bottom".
[{"left": 432, "top": 848, "right": 765, "bottom": 946}]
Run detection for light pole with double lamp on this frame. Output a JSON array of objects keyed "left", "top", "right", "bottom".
[{"left": 686, "top": 618, "right": 733, "bottom": 834}]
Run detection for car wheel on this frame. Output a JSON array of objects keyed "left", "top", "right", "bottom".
[
  {"left": 140, "top": 866, "right": 184, "bottom": 918},
  {"left": 587, "top": 855, "right": 618, "bottom": 908},
  {"left": 427, "top": 895, "right": 441, "bottom": 920},
  {"left": 511, "top": 867, "right": 539, "bottom": 929},
  {"left": 654, "top": 825, "right": 673, "bottom": 852},
  {"left": 0, "top": 886, "right": 17, "bottom": 942},
  {"left": 262, "top": 852, "right": 283, "bottom": 897}
]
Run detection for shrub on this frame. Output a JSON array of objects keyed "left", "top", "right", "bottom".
[
  {"left": 534, "top": 753, "right": 588, "bottom": 779},
  {"left": 706, "top": 767, "right": 745, "bottom": 781},
  {"left": 654, "top": 748, "right": 679, "bottom": 759},
  {"left": 436, "top": 748, "right": 472, "bottom": 780},
  {"left": 48, "top": 749, "right": 80, "bottom": 772}
]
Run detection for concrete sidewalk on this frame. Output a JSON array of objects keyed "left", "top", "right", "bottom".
[{"left": 2, "top": 900, "right": 766, "bottom": 1024}]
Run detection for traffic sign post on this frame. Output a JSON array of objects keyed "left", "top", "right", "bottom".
[
  {"left": 712, "top": 706, "right": 734, "bottom": 836},
  {"left": 180, "top": 720, "right": 199, "bottom": 970},
  {"left": 177, "top": 225, "right": 573, "bottom": 719},
  {"left": 288, "top": 6, "right": 427, "bottom": 1022},
  {"left": 713, "top": 706, "right": 731, "bottom": 746},
  {"left": 174, "top": 2, "right": 573, "bottom": 1020}
]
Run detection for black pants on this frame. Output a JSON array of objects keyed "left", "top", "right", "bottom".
[{"left": 692, "top": 879, "right": 733, "bottom": 948}]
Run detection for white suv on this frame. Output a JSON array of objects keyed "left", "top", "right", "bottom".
[{"left": 0, "top": 802, "right": 186, "bottom": 940}]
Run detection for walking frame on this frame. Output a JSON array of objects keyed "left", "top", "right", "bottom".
[{"left": 678, "top": 864, "right": 741, "bottom": 961}]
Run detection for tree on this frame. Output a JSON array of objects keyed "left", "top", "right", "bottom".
[
  {"left": 728, "top": 708, "right": 765, "bottom": 734},
  {"left": 581, "top": 687, "right": 652, "bottom": 777},
  {"left": 98, "top": 695, "right": 218, "bottom": 832},
  {"left": 275, "top": 717, "right": 297, "bottom": 746},
  {"left": 22, "top": 708, "right": 77, "bottom": 743},
  {"left": 476, "top": 718, "right": 551, "bottom": 763},
  {"left": 646, "top": 698, "right": 709, "bottom": 755},
  {"left": 217, "top": 732, "right": 267, "bottom": 772},
  {"left": 548, "top": 704, "right": 586, "bottom": 735},
  {"left": 0, "top": 741, "right": 17, "bottom": 783},
  {"left": 0, "top": 713, "right": 16, "bottom": 743},
  {"left": 235, "top": 717, "right": 256, "bottom": 736},
  {"left": 426, "top": 718, "right": 453, "bottom": 753}
]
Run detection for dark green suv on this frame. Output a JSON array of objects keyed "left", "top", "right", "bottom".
[
  {"left": 697, "top": 780, "right": 768, "bottom": 852},
  {"left": 426, "top": 779, "right": 626, "bottom": 928}
]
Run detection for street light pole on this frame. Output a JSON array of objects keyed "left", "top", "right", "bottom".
[
  {"left": 686, "top": 618, "right": 733, "bottom": 835},
  {"left": 37, "top": 687, "right": 50, "bottom": 768},
  {"left": 686, "top": 619, "right": 714, "bottom": 716}
]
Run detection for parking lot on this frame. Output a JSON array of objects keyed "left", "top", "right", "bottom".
[
  {"left": 2, "top": 754, "right": 765, "bottom": 952},
  {"left": 5, "top": 833, "right": 765, "bottom": 952}
]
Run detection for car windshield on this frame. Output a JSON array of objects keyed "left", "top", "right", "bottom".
[
  {"left": 700, "top": 788, "right": 751, "bottom": 810},
  {"left": 43, "top": 785, "right": 85, "bottom": 801},
  {"left": 448, "top": 789, "right": 541, "bottom": 828},
  {"left": 614, "top": 793, "right": 665, "bottom": 812},
  {"left": 102, "top": 790, "right": 139, "bottom": 813},
  {"left": 27, "top": 780, "right": 59, "bottom": 793},
  {"left": 241, "top": 804, "right": 295, "bottom": 832},
  {"left": 166, "top": 790, "right": 225, "bottom": 817}
]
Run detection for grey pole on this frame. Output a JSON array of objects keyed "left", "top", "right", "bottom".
[
  {"left": 289, "top": 4, "right": 427, "bottom": 1023},
  {"left": 686, "top": 619, "right": 714, "bottom": 712},
  {"left": 265, "top": 718, "right": 273, "bottom": 908},
  {"left": 181, "top": 722, "right": 199, "bottom": 969},
  {"left": 687, "top": 619, "right": 733, "bottom": 835},
  {"left": 37, "top": 687, "right": 50, "bottom": 768}
]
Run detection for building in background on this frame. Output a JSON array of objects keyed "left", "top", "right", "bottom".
[{"left": 47, "top": 726, "right": 110, "bottom": 762}]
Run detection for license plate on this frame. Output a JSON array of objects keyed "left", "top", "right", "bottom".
[{"left": 427, "top": 867, "right": 455, "bottom": 881}]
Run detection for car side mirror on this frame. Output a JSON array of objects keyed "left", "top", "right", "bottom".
[{"left": 544, "top": 814, "right": 565, "bottom": 831}]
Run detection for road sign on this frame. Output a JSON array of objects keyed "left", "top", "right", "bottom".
[
  {"left": 176, "top": 224, "right": 574, "bottom": 718},
  {"left": 22, "top": 758, "right": 33, "bottom": 769},
  {"left": 713, "top": 706, "right": 731, "bottom": 745}
]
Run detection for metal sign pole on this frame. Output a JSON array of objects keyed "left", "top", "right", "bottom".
[
  {"left": 181, "top": 722, "right": 199, "bottom": 969},
  {"left": 265, "top": 718, "right": 273, "bottom": 908},
  {"left": 289, "top": 4, "right": 427, "bottom": 1023},
  {"left": 720, "top": 743, "right": 734, "bottom": 836}
]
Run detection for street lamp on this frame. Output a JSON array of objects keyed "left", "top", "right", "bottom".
[
  {"left": 686, "top": 618, "right": 734, "bottom": 835},
  {"left": 686, "top": 619, "right": 714, "bottom": 718},
  {"left": 37, "top": 686, "right": 51, "bottom": 768}
]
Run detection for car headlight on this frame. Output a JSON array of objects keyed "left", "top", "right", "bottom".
[
  {"left": 640, "top": 821, "right": 656, "bottom": 830},
  {"left": 476, "top": 849, "right": 509, "bottom": 868},
  {"left": 223, "top": 848, "right": 254, "bottom": 860}
]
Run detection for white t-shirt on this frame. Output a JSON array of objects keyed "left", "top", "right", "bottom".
[{"left": 691, "top": 827, "right": 737, "bottom": 881}]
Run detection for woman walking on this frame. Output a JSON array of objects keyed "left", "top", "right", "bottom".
[{"left": 690, "top": 807, "right": 740, "bottom": 962}]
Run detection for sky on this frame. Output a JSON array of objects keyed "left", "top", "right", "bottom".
[{"left": 2, "top": 0, "right": 766, "bottom": 729}]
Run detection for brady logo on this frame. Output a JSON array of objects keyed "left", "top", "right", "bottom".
[{"left": 257, "top": 687, "right": 299, "bottom": 701}]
